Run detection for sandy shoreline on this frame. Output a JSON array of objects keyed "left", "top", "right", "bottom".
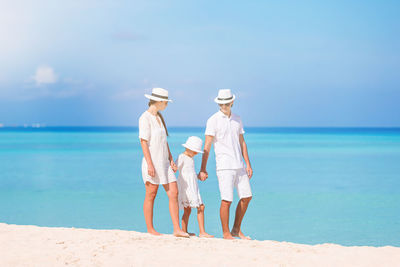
[{"left": 1, "top": 223, "right": 399, "bottom": 267}]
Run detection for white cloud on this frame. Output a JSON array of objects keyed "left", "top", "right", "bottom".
[{"left": 32, "top": 66, "right": 58, "bottom": 85}]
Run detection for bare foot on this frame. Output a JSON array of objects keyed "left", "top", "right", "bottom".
[
  {"left": 147, "top": 230, "right": 162, "bottom": 236},
  {"left": 173, "top": 230, "right": 190, "bottom": 238},
  {"left": 188, "top": 232, "right": 196, "bottom": 237},
  {"left": 199, "top": 232, "right": 214, "bottom": 238},
  {"left": 231, "top": 229, "right": 251, "bottom": 240},
  {"left": 223, "top": 232, "right": 235, "bottom": 240}
]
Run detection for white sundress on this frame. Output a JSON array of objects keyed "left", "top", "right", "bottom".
[
  {"left": 176, "top": 153, "right": 203, "bottom": 210},
  {"left": 138, "top": 111, "right": 176, "bottom": 185}
]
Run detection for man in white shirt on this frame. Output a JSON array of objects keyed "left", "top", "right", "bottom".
[{"left": 199, "top": 89, "right": 253, "bottom": 240}]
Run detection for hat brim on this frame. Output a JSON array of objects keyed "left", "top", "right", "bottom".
[
  {"left": 214, "top": 94, "right": 235, "bottom": 104},
  {"left": 182, "top": 144, "right": 204, "bottom": 154},
  {"left": 144, "top": 94, "right": 172, "bottom": 102}
]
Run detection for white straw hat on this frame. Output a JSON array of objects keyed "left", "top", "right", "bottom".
[
  {"left": 144, "top": 88, "right": 172, "bottom": 102},
  {"left": 182, "top": 136, "right": 204, "bottom": 154},
  {"left": 214, "top": 89, "right": 235, "bottom": 104}
]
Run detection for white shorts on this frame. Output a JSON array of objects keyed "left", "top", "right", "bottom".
[{"left": 216, "top": 168, "right": 252, "bottom": 202}]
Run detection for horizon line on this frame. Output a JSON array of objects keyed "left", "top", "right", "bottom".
[{"left": 1, "top": 125, "right": 400, "bottom": 129}]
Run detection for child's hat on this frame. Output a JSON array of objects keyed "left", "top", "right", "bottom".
[{"left": 182, "top": 136, "right": 204, "bottom": 153}]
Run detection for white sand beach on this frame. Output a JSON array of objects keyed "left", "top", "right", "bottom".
[{"left": 1, "top": 223, "right": 399, "bottom": 267}]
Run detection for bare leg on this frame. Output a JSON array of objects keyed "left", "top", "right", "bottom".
[
  {"left": 220, "top": 200, "right": 234, "bottom": 239},
  {"left": 181, "top": 207, "right": 191, "bottom": 233},
  {"left": 231, "top": 196, "right": 252, "bottom": 240},
  {"left": 163, "top": 182, "right": 189, "bottom": 238},
  {"left": 143, "top": 182, "right": 161, "bottom": 235},
  {"left": 197, "top": 204, "right": 214, "bottom": 238}
]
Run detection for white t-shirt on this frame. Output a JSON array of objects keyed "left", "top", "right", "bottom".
[
  {"left": 138, "top": 111, "right": 176, "bottom": 185},
  {"left": 205, "top": 110, "right": 245, "bottom": 170}
]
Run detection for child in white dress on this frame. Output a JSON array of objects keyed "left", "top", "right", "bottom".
[{"left": 176, "top": 136, "right": 214, "bottom": 238}]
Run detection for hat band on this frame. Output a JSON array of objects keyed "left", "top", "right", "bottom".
[
  {"left": 218, "top": 96, "right": 233, "bottom": 101},
  {"left": 151, "top": 93, "right": 169, "bottom": 100}
]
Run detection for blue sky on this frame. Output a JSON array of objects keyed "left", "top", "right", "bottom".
[{"left": 0, "top": 0, "right": 399, "bottom": 126}]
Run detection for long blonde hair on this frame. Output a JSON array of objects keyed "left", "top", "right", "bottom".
[{"left": 148, "top": 100, "right": 169, "bottom": 136}]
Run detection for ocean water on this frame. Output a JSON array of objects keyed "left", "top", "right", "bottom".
[{"left": 0, "top": 127, "right": 399, "bottom": 246}]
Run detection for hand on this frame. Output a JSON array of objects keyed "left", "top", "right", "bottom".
[
  {"left": 198, "top": 171, "right": 208, "bottom": 181},
  {"left": 246, "top": 166, "right": 253, "bottom": 179},
  {"left": 170, "top": 161, "right": 178, "bottom": 173},
  {"left": 148, "top": 164, "right": 155, "bottom": 177}
]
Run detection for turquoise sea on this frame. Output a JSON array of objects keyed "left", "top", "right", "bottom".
[{"left": 1, "top": 127, "right": 399, "bottom": 246}]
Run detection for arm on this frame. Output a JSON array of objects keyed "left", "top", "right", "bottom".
[
  {"left": 167, "top": 142, "right": 177, "bottom": 172},
  {"left": 199, "top": 135, "right": 214, "bottom": 180},
  {"left": 140, "top": 139, "right": 155, "bottom": 177},
  {"left": 239, "top": 134, "right": 253, "bottom": 179}
]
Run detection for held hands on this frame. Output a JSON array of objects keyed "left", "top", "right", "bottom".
[
  {"left": 198, "top": 171, "right": 208, "bottom": 181},
  {"left": 170, "top": 161, "right": 178, "bottom": 173},
  {"left": 246, "top": 165, "right": 253, "bottom": 179},
  {"left": 148, "top": 161, "right": 177, "bottom": 177}
]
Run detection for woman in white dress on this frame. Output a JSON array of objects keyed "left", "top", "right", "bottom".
[{"left": 138, "top": 88, "right": 189, "bottom": 237}]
